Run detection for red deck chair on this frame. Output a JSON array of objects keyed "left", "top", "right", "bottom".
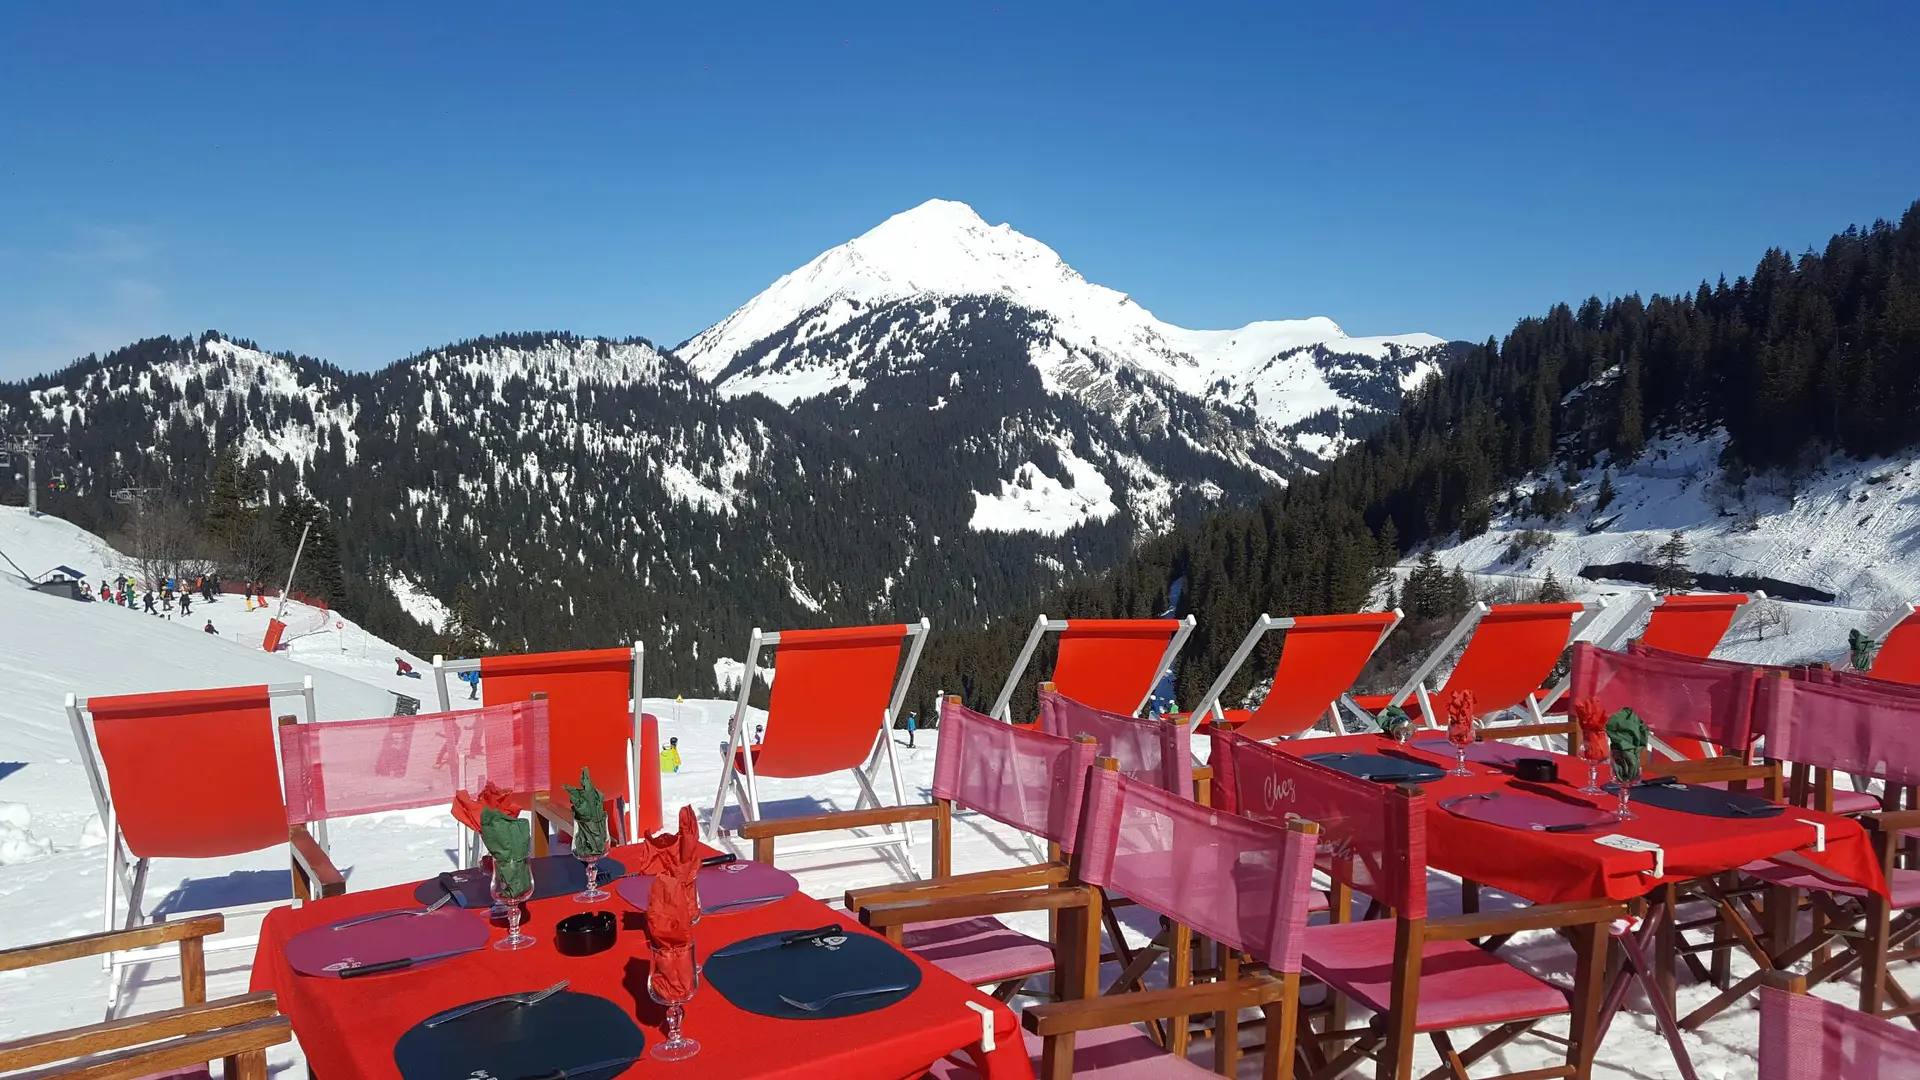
[
  {"left": 844, "top": 698, "right": 1098, "bottom": 999},
  {"left": 432, "top": 644, "right": 645, "bottom": 848},
  {"left": 1862, "top": 602, "right": 1920, "bottom": 686},
  {"left": 923, "top": 758, "right": 1321, "bottom": 1080},
  {"left": 988, "top": 614, "right": 1195, "bottom": 722},
  {"left": 706, "top": 620, "right": 930, "bottom": 872},
  {"left": 1567, "top": 642, "right": 1761, "bottom": 764},
  {"left": 1189, "top": 609, "right": 1403, "bottom": 741},
  {"left": 1590, "top": 590, "right": 1750, "bottom": 656},
  {"left": 64, "top": 678, "right": 333, "bottom": 1016},
  {"left": 1353, "top": 600, "right": 1606, "bottom": 732},
  {"left": 1209, "top": 728, "right": 1622, "bottom": 1079},
  {"left": 1759, "top": 980, "right": 1920, "bottom": 1078}
]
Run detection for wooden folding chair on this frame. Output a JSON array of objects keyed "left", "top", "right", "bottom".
[
  {"left": 432, "top": 644, "right": 645, "bottom": 851},
  {"left": 705, "top": 620, "right": 930, "bottom": 872},
  {"left": 1189, "top": 610, "right": 1402, "bottom": 741},
  {"left": 1210, "top": 730, "right": 1623, "bottom": 1080},
  {"left": 0, "top": 915, "right": 290, "bottom": 1079},
  {"left": 64, "top": 680, "right": 342, "bottom": 1016},
  {"left": 989, "top": 615, "right": 1195, "bottom": 722}
]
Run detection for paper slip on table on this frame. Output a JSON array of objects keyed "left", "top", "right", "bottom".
[{"left": 254, "top": 842, "right": 1032, "bottom": 1080}]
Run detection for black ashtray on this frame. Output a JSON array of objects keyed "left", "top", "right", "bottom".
[
  {"left": 1514, "top": 758, "right": 1558, "bottom": 784},
  {"left": 555, "top": 911, "right": 617, "bottom": 956}
]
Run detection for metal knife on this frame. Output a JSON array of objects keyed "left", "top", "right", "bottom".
[
  {"left": 701, "top": 892, "right": 787, "bottom": 914},
  {"left": 510, "top": 1054, "right": 643, "bottom": 1080},
  {"left": 710, "top": 924, "right": 843, "bottom": 958},
  {"left": 337, "top": 945, "right": 485, "bottom": 978}
]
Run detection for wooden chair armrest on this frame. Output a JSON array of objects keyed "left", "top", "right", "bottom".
[
  {"left": 532, "top": 795, "right": 574, "bottom": 827},
  {"left": 0, "top": 915, "right": 225, "bottom": 973},
  {"left": 6, "top": 1014, "right": 290, "bottom": 1080},
  {"left": 860, "top": 885, "right": 1094, "bottom": 930},
  {"left": 1485, "top": 721, "right": 1574, "bottom": 741},
  {"left": 1862, "top": 808, "right": 1920, "bottom": 832},
  {"left": 845, "top": 864, "right": 1068, "bottom": 911},
  {"left": 290, "top": 824, "right": 346, "bottom": 899},
  {"left": 1658, "top": 757, "right": 1777, "bottom": 786},
  {"left": 0, "top": 992, "right": 278, "bottom": 1072},
  {"left": 1757, "top": 970, "right": 1809, "bottom": 994},
  {"left": 734, "top": 804, "right": 943, "bottom": 840},
  {"left": 1022, "top": 973, "right": 1290, "bottom": 1036},
  {"left": 1428, "top": 898, "right": 1626, "bottom": 942}
]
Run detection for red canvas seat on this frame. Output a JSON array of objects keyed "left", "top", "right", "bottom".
[
  {"left": 1190, "top": 610, "right": 1402, "bottom": 741},
  {"left": 901, "top": 916, "right": 1058, "bottom": 987},
  {"left": 1638, "top": 592, "right": 1749, "bottom": 656},
  {"left": 990, "top": 615, "right": 1194, "bottom": 722},
  {"left": 931, "top": 1025, "right": 1211, "bottom": 1079},
  {"left": 707, "top": 621, "right": 930, "bottom": 872},
  {"left": 1862, "top": 602, "right": 1920, "bottom": 686},
  {"left": 1298, "top": 919, "right": 1569, "bottom": 1031},
  {"left": 1760, "top": 981, "right": 1920, "bottom": 1077}
]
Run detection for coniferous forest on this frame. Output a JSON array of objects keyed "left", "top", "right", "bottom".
[{"left": 906, "top": 200, "right": 1920, "bottom": 721}]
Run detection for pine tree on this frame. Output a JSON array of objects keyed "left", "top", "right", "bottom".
[
  {"left": 442, "top": 583, "right": 486, "bottom": 657},
  {"left": 1538, "top": 568, "right": 1568, "bottom": 604},
  {"left": 1615, "top": 354, "right": 1645, "bottom": 460},
  {"left": 1446, "top": 566, "right": 1473, "bottom": 614},
  {"left": 1406, "top": 550, "right": 1445, "bottom": 619},
  {"left": 204, "top": 448, "right": 259, "bottom": 547},
  {"left": 1595, "top": 471, "right": 1616, "bottom": 512},
  {"left": 1654, "top": 531, "right": 1693, "bottom": 594}
]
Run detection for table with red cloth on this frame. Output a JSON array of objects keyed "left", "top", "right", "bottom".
[
  {"left": 252, "top": 844, "right": 1033, "bottom": 1080},
  {"left": 1283, "top": 734, "right": 1887, "bottom": 902}
]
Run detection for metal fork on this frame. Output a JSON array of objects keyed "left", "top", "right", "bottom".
[
  {"left": 423, "top": 981, "right": 569, "bottom": 1027},
  {"left": 329, "top": 890, "right": 454, "bottom": 931},
  {"left": 777, "top": 984, "right": 911, "bottom": 1012}
]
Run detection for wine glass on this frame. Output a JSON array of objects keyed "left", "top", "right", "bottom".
[
  {"left": 1445, "top": 717, "right": 1475, "bottom": 776},
  {"left": 648, "top": 943, "right": 701, "bottom": 1061},
  {"left": 490, "top": 860, "right": 536, "bottom": 951},
  {"left": 1613, "top": 759, "right": 1638, "bottom": 821},
  {"left": 1578, "top": 731, "right": 1609, "bottom": 794},
  {"left": 573, "top": 833, "right": 609, "bottom": 903}
]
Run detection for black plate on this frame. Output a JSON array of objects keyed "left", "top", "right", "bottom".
[
  {"left": 1305, "top": 751, "right": 1446, "bottom": 784},
  {"left": 1609, "top": 780, "right": 1785, "bottom": 819},
  {"left": 414, "top": 855, "right": 627, "bottom": 908},
  {"left": 705, "top": 927, "right": 922, "bottom": 1020},
  {"left": 395, "top": 990, "right": 642, "bottom": 1080}
]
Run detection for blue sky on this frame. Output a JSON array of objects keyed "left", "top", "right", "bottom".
[{"left": 2, "top": 2, "right": 1915, "bottom": 378}]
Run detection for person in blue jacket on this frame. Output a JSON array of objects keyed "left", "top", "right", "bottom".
[{"left": 458, "top": 668, "right": 481, "bottom": 700}]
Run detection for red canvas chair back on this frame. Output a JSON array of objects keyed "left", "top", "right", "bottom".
[
  {"left": 1434, "top": 603, "right": 1587, "bottom": 718},
  {"left": 757, "top": 624, "right": 910, "bottom": 778},
  {"left": 1627, "top": 641, "right": 1805, "bottom": 679},
  {"left": 1568, "top": 642, "right": 1758, "bottom": 756},
  {"left": 1760, "top": 984, "right": 1920, "bottom": 1078},
  {"left": 1209, "top": 729, "right": 1426, "bottom": 918},
  {"left": 1756, "top": 676, "right": 1920, "bottom": 787},
  {"left": 934, "top": 699, "right": 1098, "bottom": 852},
  {"left": 1051, "top": 619, "right": 1187, "bottom": 715},
  {"left": 1037, "top": 689, "right": 1191, "bottom": 796},
  {"left": 1639, "top": 593, "right": 1748, "bottom": 657},
  {"left": 1231, "top": 612, "right": 1400, "bottom": 740},
  {"left": 1808, "top": 667, "right": 1920, "bottom": 700},
  {"left": 1075, "top": 764, "right": 1319, "bottom": 971},
  {"left": 85, "top": 686, "right": 287, "bottom": 859},
  {"left": 1871, "top": 607, "right": 1920, "bottom": 686},
  {"left": 479, "top": 648, "right": 634, "bottom": 802},
  {"left": 280, "top": 701, "right": 551, "bottom": 824}
]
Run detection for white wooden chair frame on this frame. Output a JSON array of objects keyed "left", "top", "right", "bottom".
[
  {"left": 987, "top": 614, "right": 1196, "bottom": 722},
  {"left": 1190, "top": 609, "right": 1404, "bottom": 734},
  {"left": 1381, "top": 599, "right": 1607, "bottom": 731},
  {"left": 430, "top": 643, "right": 644, "bottom": 863},
  {"left": 65, "top": 677, "right": 317, "bottom": 1016},
  {"left": 705, "top": 620, "right": 929, "bottom": 874}
]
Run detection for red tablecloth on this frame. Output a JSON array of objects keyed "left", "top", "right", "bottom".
[
  {"left": 253, "top": 845, "right": 1033, "bottom": 1080},
  {"left": 1283, "top": 735, "right": 1887, "bottom": 903}
]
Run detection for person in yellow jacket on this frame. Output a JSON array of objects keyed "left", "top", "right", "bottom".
[{"left": 660, "top": 736, "right": 682, "bottom": 773}]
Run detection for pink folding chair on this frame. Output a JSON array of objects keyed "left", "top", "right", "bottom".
[
  {"left": 1037, "top": 687, "right": 1193, "bottom": 798},
  {"left": 1353, "top": 600, "right": 1606, "bottom": 734},
  {"left": 989, "top": 615, "right": 1195, "bottom": 722},
  {"left": 844, "top": 698, "right": 1098, "bottom": 999},
  {"left": 921, "top": 757, "right": 1321, "bottom": 1080},
  {"left": 1210, "top": 729, "right": 1622, "bottom": 1079},
  {"left": 1861, "top": 602, "right": 1920, "bottom": 686},
  {"left": 1189, "top": 610, "right": 1403, "bottom": 741},
  {"left": 1567, "top": 642, "right": 1762, "bottom": 765},
  {"left": 1759, "top": 980, "right": 1920, "bottom": 1078}
]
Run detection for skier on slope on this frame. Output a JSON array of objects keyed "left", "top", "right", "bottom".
[
  {"left": 458, "top": 668, "right": 481, "bottom": 700},
  {"left": 904, "top": 710, "right": 918, "bottom": 748},
  {"left": 660, "top": 737, "right": 682, "bottom": 773},
  {"left": 204, "top": 621, "right": 217, "bottom": 635},
  {"left": 180, "top": 591, "right": 192, "bottom": 616},
  {"left": 142, "top": 591, "right": 157, "bottom": 614}
]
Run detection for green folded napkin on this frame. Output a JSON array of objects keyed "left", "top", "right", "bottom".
[
  {"left": 1375, "top": 704, "right": 1411, "bottom": 740},
  {"left": 564, "top": 767, "right": 610, "bottom": 857},
  {"left": 1606, "top": 707, "right": 1650, "bottom": 786},
  {"left": 1850, "top": 628, "right": 1879, "bottom": 672},
  {"left": 481, "top": 807, "right": 532, "bottom": 896}
]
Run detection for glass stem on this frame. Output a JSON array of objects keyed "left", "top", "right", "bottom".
[
  {"left": 1457, "top": 746, "right": 1467, "bottom": 772},
  {"left": 667, "top": 1003, "right": 684, "bottom": 1041},
  {"left": 1588, "top": 761, "right": 1598, "bottom": 790},
  {"left": 585, "top": 860, "right": 598, "bottom": 894},
  {"left": 507, "top": 900, "right": 522, "bottom": 942}
]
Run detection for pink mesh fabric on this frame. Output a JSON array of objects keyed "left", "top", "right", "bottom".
[
  {"left": 1208, "top": 729, "right": 1426, "bottom": 919},
  {"left": 280, "top": 701, "right": 551, "bottom": 825},
  {"left": 1567, "top": 642, "right": 1759, "bottom": 751},
  {"left": 1037, "top": 689, "right": 1193, "bottom": 796},
  {"left": 933, "top": 700, "right": 1097, "bottom": 852},
  {"left": 1807, "top": 667, "right": 1920, "bottom": 699},
  {"left": 1756, "top": 677, "right": 1920, "bottom": 787},
  {"left": 1759, "top": 985, "right": 1920, "bottom": 1079},
  {"left": 1075, "top": 767, "right": 1319, "bottom": 973}
]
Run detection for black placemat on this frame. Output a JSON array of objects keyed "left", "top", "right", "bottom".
[
  {"left": 413, "top": 855, "right": 628, "bottom": 908},
  {"left": 395, "top": 990, "right": 643, "bottom": 1080},
  {"left": 704, "top": 928, "right": 922, "bottom": 1020},
  {"left": 1304, "top": 751, "right": 1446, "bottom": 784},
  {"left": 1609, "top": 780, "right": 1785, "bottom": 819}
]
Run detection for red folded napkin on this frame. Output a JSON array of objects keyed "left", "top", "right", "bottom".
[
  {"left": 1445, "top": 689, "right": 1478, "bottom": 741},
  {"left": 633, "top": 805, "right": 700, "bottom": 997},
  {"left": 452, "top": 782, "right": 522, "bottom": 833},
  {"left": 1574, "top": 697, "right": 1610, "bottom": 761}
]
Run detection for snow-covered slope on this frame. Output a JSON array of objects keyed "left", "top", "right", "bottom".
[{"left": 679, "top": 199, "right": 1452, "bottom": 447}]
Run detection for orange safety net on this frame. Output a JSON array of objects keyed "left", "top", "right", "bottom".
[
  {"left": 1639, "top": 594, "right": 1747, "bottom": 657},
  {"left": 480, "top": 648, "right": 634, "bottom": 804},
  {"left": 748, "top": 624, "right": 907, "bottom": 779},
  {"left": 1049, "top": 619, "right": 1183, "bottom": 716},
  {"left": 1229, "top": 612, "right": 1397, "bottom": 740},
  {"left": 1875, "top": 610, "right": 1920, "bottom": 686},
  {"left": 88, "top": 685, "right": 288, "bottom": 859},
  {"left": 1414, "top": 603, "right": 1583, "bottom": 722}
]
